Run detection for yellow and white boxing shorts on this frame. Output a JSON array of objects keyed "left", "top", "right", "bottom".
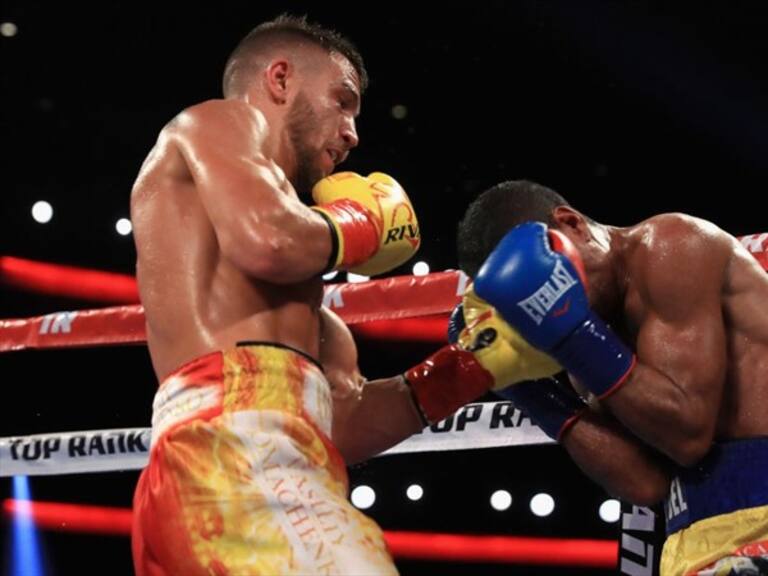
[{"left": 132, "top": 342, "right": 397, "bottom": 576}]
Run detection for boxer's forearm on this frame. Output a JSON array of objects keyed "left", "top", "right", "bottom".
[
  {"left": 332, "top": 375, "right": 425, "bottom": 465},
  {"left": 598, "top": 361, "right": 716, "bottom": 467},
  {"left": 561, "top": 409, "right": 672, "bottom": 506}
]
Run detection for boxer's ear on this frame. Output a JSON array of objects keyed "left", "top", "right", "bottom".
[{"left": 552, "top": 206, "right": 590, "bottom": 241}]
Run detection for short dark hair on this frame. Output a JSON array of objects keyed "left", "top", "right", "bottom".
[
  {"left": 457, "top": 180, "right": 571, "bottom": 278},
  {"left": 222, "top": 14, "right": 368, "bottom": 97}
]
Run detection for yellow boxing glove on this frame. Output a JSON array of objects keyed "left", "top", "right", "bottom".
[
  {"left": 311, "top": 172, "right": 420, "bottom": 276},
  {"left": 403, "top": 284, "right": 563, "bottom": 425},
  {"left": 459, "top": 285, "right": 562, "bottom": 390}
]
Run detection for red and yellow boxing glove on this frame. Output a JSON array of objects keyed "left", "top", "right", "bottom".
[
  {"left": 404, "top": 285, "right": 563, "bottom": 424},
  {"left": 311, "top": 172, "right": 420, "bottom": 276}
]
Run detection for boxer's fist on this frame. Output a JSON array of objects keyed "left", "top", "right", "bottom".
[
  {"left": 458, "top": 285, "right": 562, "bottom": 390},
  {"left": 475, "top": 222, "right": 635, "bottom": 397},
  {"left": 312, "top": 172, "right": 420, "bottom": 276},
  {"left": 474, "top": 222, "right": 589, "bottom": 351}
]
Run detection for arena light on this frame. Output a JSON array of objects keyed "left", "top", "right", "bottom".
[
  {"left": 322, "top": 270, "right": 338, "bottom": 281},
  {"left": 0, "top": 256, "right": 139, "bottom": 302},
  {"left": 347, "top": 272, "right": 370, "bottom": 283},
  {"left": 31, "top": 201, "right": 53, "bottom": 224},
  {"left": 385, "top": 531, "right": 617, "bottom": 567},
  {"left": 412, "top": 261, "right": 430, "bottom": 276},
  {"left": 11, "top": 477, "right": 45, "bottom": 576},
  {"left": 2, "top": 500, "right": 619, "bottom": 567},
  {"left": 3, "top": 499, "right": 132, "bottom": 535},
  {"left": 530, "top": 493, "right": 555, "bottom": 517},
  {"left": 350, "top": 485, "right": 376, "bottom": 509},
  {"left": 599, "top": 499, "right": 621, "bottom": 523},
  {"left": 490, "top": 489, "right": 512, "bottom": 511},
  {"left": 0, "top": 22, "right": 17, "bottom": 37},
  {"left": 115, "top": 218, "right": 132, "bottom": 236},
  {"left": 391, "top": 104, "right": 408, "bottom": 120},
  {"left": 406, "top": 484, "right": 423, "bottom": 501}
]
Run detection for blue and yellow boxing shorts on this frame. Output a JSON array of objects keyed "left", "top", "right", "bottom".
[
  {"left": 662, "top": 438, "right": 768, "bottom": 575},
  {"left": 132, "top": 342, "right": 397, "bottom": 576}
]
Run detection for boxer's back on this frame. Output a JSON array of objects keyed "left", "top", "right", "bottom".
[
  {"left": 717, "top": 233, "right": 768, "bottom": 437},
  {"left": 131, "top": 103, "right": 323, "bottom": 381},
  {"left": 623, "top": 214, "right": 768, "bottom": 439}
]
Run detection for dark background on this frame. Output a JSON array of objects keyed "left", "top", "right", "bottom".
[{"left": 2, "top": 1, "right": 767, "bottom": 574}]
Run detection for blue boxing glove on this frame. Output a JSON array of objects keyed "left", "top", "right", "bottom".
[
  {"left": 474, "top": 222, "right": 636, "bottom": 398},
  {"left": 497, "top": 378, "right": 586, "bottom": 441},
  {"left": 447, "top": 298, "right": 585, "bottom": 441}
]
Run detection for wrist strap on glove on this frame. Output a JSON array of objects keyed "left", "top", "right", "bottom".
[{"left": 498, "top": 378, "right": 586, "bottom": 440}]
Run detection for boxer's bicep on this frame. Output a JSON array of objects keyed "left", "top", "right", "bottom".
[
  {"left": 321, "top": 307, "right": 364, "bottom": 403},
  {"left": 169, "top": 101, "right": 333, "bottom": 283},
  {"left": 634, "top": 218, "right": 731, "bottom": 446},
  {"left": 321, "top": 307, "right": 369, "bottom": 455}
]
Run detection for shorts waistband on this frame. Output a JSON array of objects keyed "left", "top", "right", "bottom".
[
  {"left": 235, "top": 340, "right": 323, "bottom": 372},
  {"left": 150, "top": 343, "right": 331, "bottom": 446},
  {"left": 665, "top": 437, "right": 768, "bottom": 534}
]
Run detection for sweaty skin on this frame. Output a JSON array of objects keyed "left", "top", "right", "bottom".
[
  {"left": 584, "top": 215, "right": 768, "bottom": 443},
  {"left": 131, "top": 100, "right": 327, "bottom": 380},
  {"left": 130, "top": 49, "right": 423, "bottom": 465},
  {"left": 131, "top": 51, "right": 362, "bottom": 380},
  {"left": 320, "top": 305, "right": 425, "bottom": 463},
  {"left": 551, "top": 210, "right": 768, "bottom": 501}
]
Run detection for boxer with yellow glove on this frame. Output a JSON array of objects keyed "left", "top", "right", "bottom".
[
  {"left": 312, "top": 171, "right": 420, "bottom": 275},
  {"left": 460, "top": 286, "right": 587, "bottom": 440},
  {"left": 403, "top": 285, "right": 587, "bottom": 440}
]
